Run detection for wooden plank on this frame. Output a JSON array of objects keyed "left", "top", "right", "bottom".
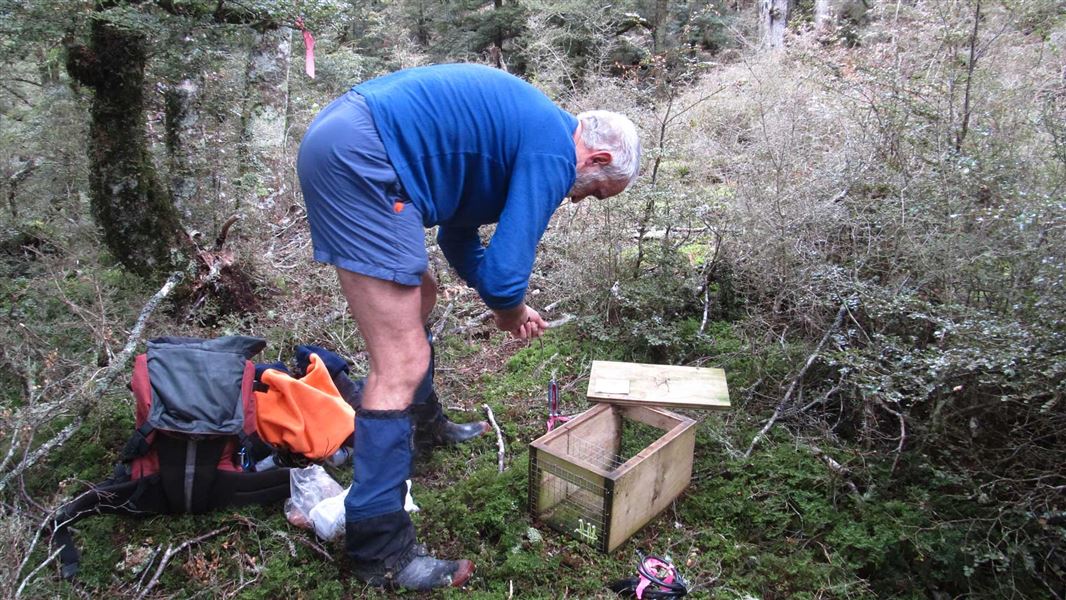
[
  {"left": 587, "top": 360, "right": 730, "bottom": 410},
  {"left": 610, "top": 406, "right": 694, "bottom": 475},
  {"left": 531, "top": 403, "right": 620, "bottom": 471},
  {"left": 530, "top": 403, "right": 620, "bottom": 476},
  {"left": 607, "top": 417, "right": 696, "bottom": 551}
]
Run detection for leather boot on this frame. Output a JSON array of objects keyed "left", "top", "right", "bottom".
[
  {"left": 413, "top": 328, "right": 488, "bottom": 449},
  {"left": 411, "top": 390, "right": 489, "bottom": 449}
]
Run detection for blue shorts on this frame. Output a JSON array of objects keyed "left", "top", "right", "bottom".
[{"left": 297, "top": 91, "right": 427, "bottom": 286}]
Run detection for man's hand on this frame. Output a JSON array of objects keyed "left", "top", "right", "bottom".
[{"left": 492, "top": 304, "right": 548, "bottom": 339}]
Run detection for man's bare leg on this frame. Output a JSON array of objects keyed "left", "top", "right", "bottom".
[
  {"left": 337, "top": 267, "right": 473, "bottom": 590},
  {"left": 336, "top": 268, "right": 430, "bottom": 410}
]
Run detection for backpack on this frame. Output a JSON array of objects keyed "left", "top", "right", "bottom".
[{"left": 50, "top": 336, "right": 293, "bottom": 579}]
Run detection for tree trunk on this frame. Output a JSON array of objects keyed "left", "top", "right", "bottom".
[
  {"left": 163, "top": 79, "right": 204, "bottom": 222},
  {"left": 66, "top": 19, "right": 184, "bottom": 276},
  {"left": 652, "top": 0, "right": 670, "bottom": 53},
  {"left": 5, "top": 157, "right": 41, "bottom": 220},
  {"left": 760, "top": 0, "right": 791, "bottom": 48},
  {"left": 814, "top": 0, "right": 833, "bottom": 32},
  {"left": 239, "top": 27, "right": 292, "bottom": 212}
]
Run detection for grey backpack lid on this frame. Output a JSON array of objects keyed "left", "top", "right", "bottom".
[{"left": 145, "top": 336, "right": 266, "bottom": 435}]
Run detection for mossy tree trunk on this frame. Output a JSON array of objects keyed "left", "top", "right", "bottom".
[
  {"left": 66, "top": 19, "right": 185, "bottom": 276},
  {"left": 239, "top": 26, "right": 292, "bottom": 212},
  {"left": 163, "top": 78, "right": 204, "bottom": 224},
  {"left": 64, "top": 1, "right": 282, "bottom": 277}
]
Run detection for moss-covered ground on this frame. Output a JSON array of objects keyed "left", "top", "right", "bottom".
[{"left": 7, "top": 318, "right": 1016, "bottom": 599}]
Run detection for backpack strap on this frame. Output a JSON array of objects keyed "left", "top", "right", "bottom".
[
  {"left": 51, "top": 465, "right": 293, "bottom": 579},
  {"left": 113, "top": 352, "right": 158, "bottom": 467},
  {"left": 120, "top": 421, "right": 155, "bottom": 462},
  {"left": 214, "top": 468, "right": 292, "bottom": 509},
  {"left": 50, "top": 478, "right": 155, "bottom": 579}
]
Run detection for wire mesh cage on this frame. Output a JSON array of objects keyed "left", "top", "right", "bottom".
[{"left": 528, "top": 402, "right": 696, "bottom": 552}]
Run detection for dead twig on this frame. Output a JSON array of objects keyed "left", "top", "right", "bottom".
[
  {"left": 0, "top": 420, "right": 81, "bottom": 495},
  {"left": 543, "top": 297, "right": 569, "bottom": 312},
  {"left": 807, "top": 444, "right": 861, "bottom": 497},
  {"left": 135, "top": 527, "right": 226, "bottom": 600},
  {"left": 12, "top": 511, "right": 55, "bottom": 598},
  {"left": 116, "top": 271, "right": 185, "bottom": 370},
  {"left": 876, "top": 398, "right": 907, "bottom": 475},
  {"left": 225, "top": 575, "right": 262, "bottom": 599},
  {"left": 0, "top": 271, "right": 183, "bottom": 494},
  {"left": 134, "top": 545, "right": 163, "bottom": 590},
  {"left": 545, "top": 314, "right": 576, "bottom": 329},
  {"left": 744, "top": 303, "right": 848, "bottom": 458},
  {"left": 451, "top": 310, "right": 493, "bottom": 335},
  {"left": 0, "top": 412, "right": 25, "bottom": 475},
  {"left": 431, "top": 302, "right": 454, "bottom": 338},
  {"left": 483, "top": 404, "right": 505, "bottom": 473},
  {"left": 213, "top": 214, "right": 241, "bottom": 251},
  {"left": 292, "top": 533, "right": 333, "bottom": 562},
  {"left": 14, "top": 545, "right": 62, "bottom": 598}
]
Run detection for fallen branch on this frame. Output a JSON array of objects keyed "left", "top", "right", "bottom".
[
  {"left": 114, "top": 271, "right": 185, "bottom": 380},
  {"left": 0, "top": 420, "right": 81, "bottom": 495},
  {"left": 543, "top": 297, "right": 570, "bottom": 312},
  {"left": 807, "top": 444, "right": 861, "bottom": 497},
  {"left": 292, "top": 533, "right": 334, "bottom": 562},
  {"left": 431, "top": 302, "right": 454, "bottom": 339},
  {"left": 0, "top": 271, "right": 183, "bottom": 494},
  {"left": 744, "top": 303, "right": 848, "bottom": 458},
  {"left": 483, "top": 404, "right": 505, "bottom": 473},
  {"left": 12, "top": 512, "right": 54, "bottom": 598},
  {"left": 134, "top": 545, "right": 163, "bottom": 590},
  {"left": 451, "top": 310, "right": 493, "bottom": 335},
  {"left": 135, "top": 527, "right": 226, "bottom": 600},
  {"left": 545, "top": 314, "right": 576, "bottom": 329},
  {"left": 14, "top": 545, "right": 62, "bottom": 598},
  {"left": 0, "top": 412, "right": 26, "bottom": 476}
]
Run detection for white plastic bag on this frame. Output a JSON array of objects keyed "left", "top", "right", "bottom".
[
  {"left": 286, "top": 466, "right": 421, "bottom": 541},
  {"left": 284, "top": 465, "right": 342, "bottom": 530},
  {"left": 308, "top": 489, "right": 346, "bottom": 540}
]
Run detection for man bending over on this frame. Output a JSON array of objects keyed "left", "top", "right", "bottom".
[{"left": 297, "top": 63, "right": 640, "bottom": 591}]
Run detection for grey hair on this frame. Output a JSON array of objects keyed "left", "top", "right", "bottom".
[{"left": 575, "top": 110, "right": 642, "bottom": 187}]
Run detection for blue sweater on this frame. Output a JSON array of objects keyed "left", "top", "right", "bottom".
[{"left": 355, "top": 64, "right": 578, "bottom": 310}]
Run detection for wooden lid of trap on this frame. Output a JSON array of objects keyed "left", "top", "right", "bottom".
[{"left": 586, "top": 360, "right": 731, "bottom": 410}]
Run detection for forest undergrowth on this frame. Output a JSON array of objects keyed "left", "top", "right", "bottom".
[{"left": 1, "top": 0, "right": 1064, "bottom": 597}]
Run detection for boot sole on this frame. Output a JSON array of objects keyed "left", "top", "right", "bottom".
[{"left": 451, "top": 559, "right": 475, "bottom": 587}]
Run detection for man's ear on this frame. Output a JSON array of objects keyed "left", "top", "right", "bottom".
[{"left": 586, "top": 151, "right": 612, "bottom": 167}]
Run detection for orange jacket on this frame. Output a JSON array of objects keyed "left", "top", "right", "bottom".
[{"left": 255, "top": 353, "right": 355, "bottom": 459}]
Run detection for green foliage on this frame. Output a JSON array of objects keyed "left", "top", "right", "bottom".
[
  {"left": 479, "top": 334, "right": 590, "bottom": 406},
  {"left": 419, "top": 454, "right": 529, "bottom": 550},
  {"left": 682, "top": 439, "right": 1043, "bottom": 598},
  {"left": 817, "top": 291, "right": 1066, "bottom": 595}
]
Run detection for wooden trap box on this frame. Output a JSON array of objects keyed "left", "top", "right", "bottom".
[{"left": 528, "top": 361, "right": 729, "bottom": 552}]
